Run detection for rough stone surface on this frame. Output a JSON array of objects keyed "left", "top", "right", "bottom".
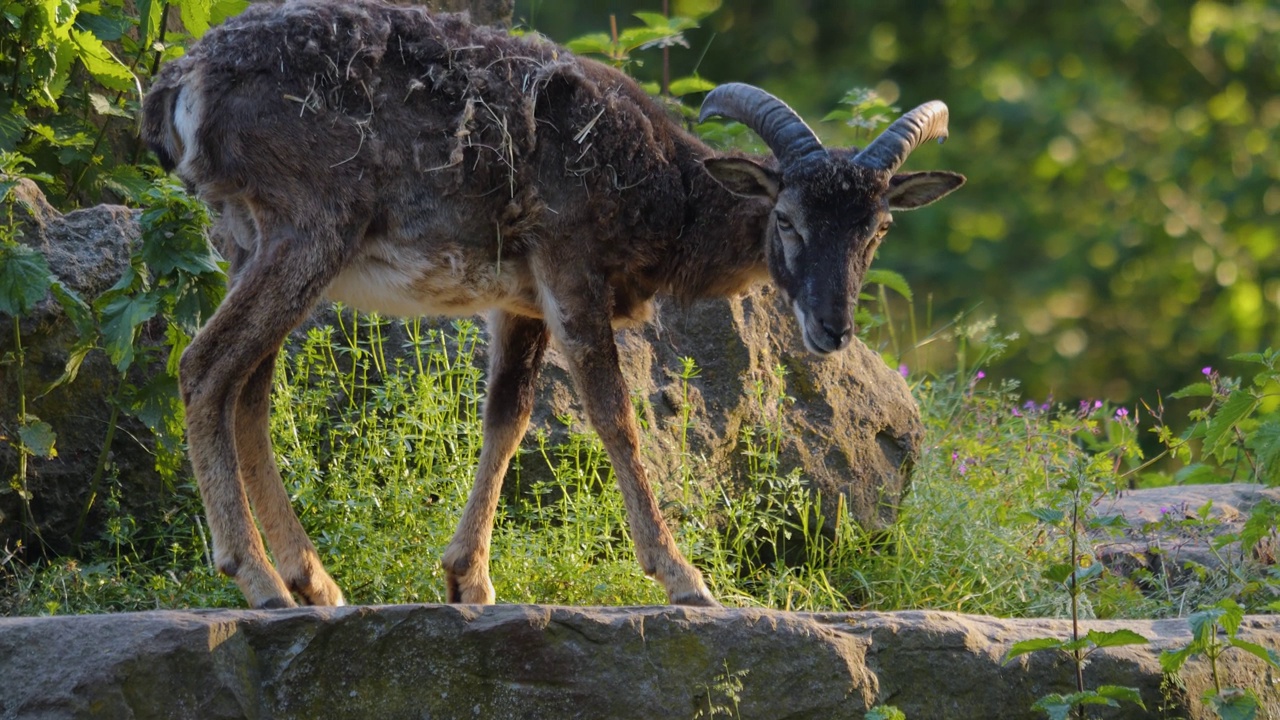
[
  {"left": 518, "top": 289, "right": 922, "bottom": 536},
  {"left": 1093, "top": 483, "right": 1280, "bottom": 580},
  {"left": 0, "top": 605, "right": 1277, "bottom": 719}
]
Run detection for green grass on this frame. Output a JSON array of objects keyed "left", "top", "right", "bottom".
[{"left": 1, "top": 310, "right": 1274, "bottom": 618}]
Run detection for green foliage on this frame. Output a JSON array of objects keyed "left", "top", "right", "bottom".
[
  {"left": 865, "top": 706, "right": 907, "bottom": 720},
  {"left": 0, "top": 0, "right": 245, "bottom": 205},
  {"left": 1160, "top": 598, "right": 1280, "bottom": 720},
  {"left": 1006, "top": 460, "right": 1149, "bottom": 719},
  {"left": 528, "top": 0, "right": 1280, "bottom": 408},
  {"left": 691, "top": 660, "right": 747, "bottom": 719}
]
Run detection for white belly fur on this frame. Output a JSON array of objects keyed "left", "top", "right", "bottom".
[{"left": 325, "top": 240, "right": 537, "bottom": 319}]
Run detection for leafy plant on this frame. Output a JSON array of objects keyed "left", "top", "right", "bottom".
[
  {"left": 0, "top": 0, "right": 247, "bottom": 205},
  {"left": 0, "top": 151, "right": 91, "bottom": 543},
  {"left": 691, "top": 660, "right": 748, "bottom": 719},
  {"left": 1007, "top": 464, "right": 1149, "bottom": 719},
  {"left": 1160, "top": 598, "right": 1280, "bottom": 720}
]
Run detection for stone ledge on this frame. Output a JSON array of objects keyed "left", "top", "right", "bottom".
[{"left": 1, "top": 605, "right": 1277, "bottom": 719}]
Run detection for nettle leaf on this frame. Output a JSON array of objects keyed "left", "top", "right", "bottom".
[
  {"left": 865, "top": 268, "right": 913, "bottom": 302},
  {"left": 137, "top": 0, "right": 163, "bottom": 44},
  {"left": 1228, "top": 638, "right": 1280, "bottom": 670},
  {"left": 88, "top": 92, "right": 133, "bottom": 119},
  {"left": 1160, "top": 646, "right": 1194, "bottom": 674},
  {"left": 667, "top": 76, "right": 716, "bottom": 97},
  {"left": 1030, "top": 695, "right": 1073, "bottom": 720},
  {"left": 1170, "top": 381, "right": 1213, "bottom": 399},
  {"left": 99, "top": 292, "right": 159, "bottom": 370},
  {"left": 1086, "top": 629, "right": 1150, "bottom": 649},
  {"left": 18, "top": 417, "right": 57, "bottom": 458},
  {"left": 1188, "top": 606, "right": 1227, "bottom": 645},
  {"left": 1028, "top": 507, "right": 1065, "bottom": 525},
  {"left": 1003, "top": 637, "right": 1063, "bottom": 662},
  {"left": 1242, "top": 500, "right": 1280, "bottom": 555},
  {"left": 1245, "top": 419, "right": 1280, "bottom": 485},
  {"left": 673, "top": 0, "right": 722, "bottom": 21},
  {"left": 565, "top": 33, "right": 613, "bottom": 56},
  {"left": 1072, "top": 562, "right": 1103, "bottom": 585},
  {"left": 1229, "top": 351, "right": 1268, "bottom": 365},
  {"left": 70, "top": 28, "right": 136, "bottom": 93},
  {"left": 128, "top": 372, "right": 182, "bottom": 433},
  {"left": 1213, "top": 598, "right": 1244, "bottom": 637},
  {"left": 0, "top": 244, "right": 55, "bottom": 315},
  {"left": 1032, "top": 692, "right": 1117, "bottom": 720},
  {"left": 1204, "top": 390, "right": 1258, "bottom": 457},
  {"left": 0, "top": 109, "right": 28, "bottom": 151},
  {"left": 101, "top": 165, "right": 153, "bottom": 203},
  {"left": 210, "top": 0, "right": 250, "bottom": 26},
  {"left": 1041, "top": 562, "right": 1073, "bottom": 584},
  {"left": 1096, "top": 685, "right": 1145, "bottom": 708},
  {"left": 618, "top": 26, "right": 685, "bottom": 53},
  {"left": 180, "top": 0, "right": 215, "bottom": 38},
  {"left": 1208, "top": 690, "right": 1260, "bottom": 720}
]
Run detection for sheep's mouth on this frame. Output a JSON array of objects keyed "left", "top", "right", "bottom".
[{"left": 793, "top": 303, "right": 853, "bottom": 355}]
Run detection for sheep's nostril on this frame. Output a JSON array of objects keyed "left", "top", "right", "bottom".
[{"left": 820, "top": 319, "right": 853, "bottom": 349}]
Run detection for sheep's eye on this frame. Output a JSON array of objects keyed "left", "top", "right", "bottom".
[{"left": 776, "top": 213, "right": 794, "bottom": 233}]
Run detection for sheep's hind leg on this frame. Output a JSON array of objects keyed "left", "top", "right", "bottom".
[
  {"left": 235, "top": 351, "right": 345, "bottom": 606},
  {"left": 442, "top": 312, "right": 549, "bottom": 604},
  {"left": 181, "top": 216, "right": 347, "bottom": 609}
]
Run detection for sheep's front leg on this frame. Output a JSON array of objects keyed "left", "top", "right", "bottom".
[
  {"left": 540, "top": 286, "right": 718, "bottom": 607},
  {"left": 442, "top": 311, "right": 549, "bottom": 604}
]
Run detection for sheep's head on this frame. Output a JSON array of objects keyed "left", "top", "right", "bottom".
[{"left": 699, "top": 83, "right": 965, "bottom": 355}]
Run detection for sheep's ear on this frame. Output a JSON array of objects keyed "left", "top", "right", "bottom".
[
  {"left": 886, "top": 171, "right": 966, "bottom": 210},
  {"left": 703, "top": 158, "right": 781, "bottom": 200}
]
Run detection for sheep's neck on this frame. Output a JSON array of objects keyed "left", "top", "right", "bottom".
[{"left": 662, "top": 157, "right": 773, "bottom": 304}]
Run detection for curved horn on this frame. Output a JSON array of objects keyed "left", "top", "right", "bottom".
[
  {"left": 699, "top": 83, "right": 825, "bottom": 167},
  {"left": 854, "top": 101, "right": 951, "bottom": 173}
]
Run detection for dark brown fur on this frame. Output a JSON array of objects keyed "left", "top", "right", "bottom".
[{"left": 141, "top": 0, "right": 962, "bottom": 609}]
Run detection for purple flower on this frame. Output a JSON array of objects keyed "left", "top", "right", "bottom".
[
  {"left": 899, "top": 364, "right": 909, "bottom": 378},
  {"left": 1159, "top": 506, "right": 1170, "bottom": 515},
  {"left": 1012, "top": 407, "right": 1022, "bottom": 417},
  {"left": 976, "top": 371, "right": 986, "bottom": 380},
  {"left": 1202, "top": 366, "right": 1212, "bottom": 376},
  {"left": 1115, "top": 407, "right": 1129, "bottom": 419},
  {"left": 1094, "top": 400, "right": 1103, "bottom": 409}
]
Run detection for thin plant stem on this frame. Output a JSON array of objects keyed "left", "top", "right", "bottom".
[{"left": 73, "top": 374, "right": 127, "bottom": 546}]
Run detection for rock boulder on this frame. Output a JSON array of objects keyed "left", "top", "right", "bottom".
[{"left": 1, "top": 605, "right": 1276, "bottom": 719}]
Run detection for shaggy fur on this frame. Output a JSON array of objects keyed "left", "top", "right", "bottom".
[{"left": 141, "top": 0, "right": 963, "bottom": 609}]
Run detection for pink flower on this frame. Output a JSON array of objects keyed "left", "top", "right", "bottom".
[
  {"left": 899, "top": 364, "right": 909, "bottom": 378},
  {"left": 1115, "top": 407, "right": 1129, "bottom": 419},
  {"left": 1202, "top": 367, "right": 1212, "bottom": 376}
]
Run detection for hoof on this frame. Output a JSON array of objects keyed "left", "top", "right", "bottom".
[
  {"left": 670, "top": 589, "right": 722, "bottom": 608},
  {"left": 257, "top": 596, "right": 295, "bottom": 610}
]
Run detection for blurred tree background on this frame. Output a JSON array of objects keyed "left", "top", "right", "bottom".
[{"left": 524, "top": 0, "right": 1280, "bottom": 407}]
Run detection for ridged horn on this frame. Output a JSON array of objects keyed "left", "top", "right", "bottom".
[
  {"left": 854, "top": 100, "right": 951, "bottom": 173},
  {"left": 699, "top": 83, "right": 825, "bottom": 167}
]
